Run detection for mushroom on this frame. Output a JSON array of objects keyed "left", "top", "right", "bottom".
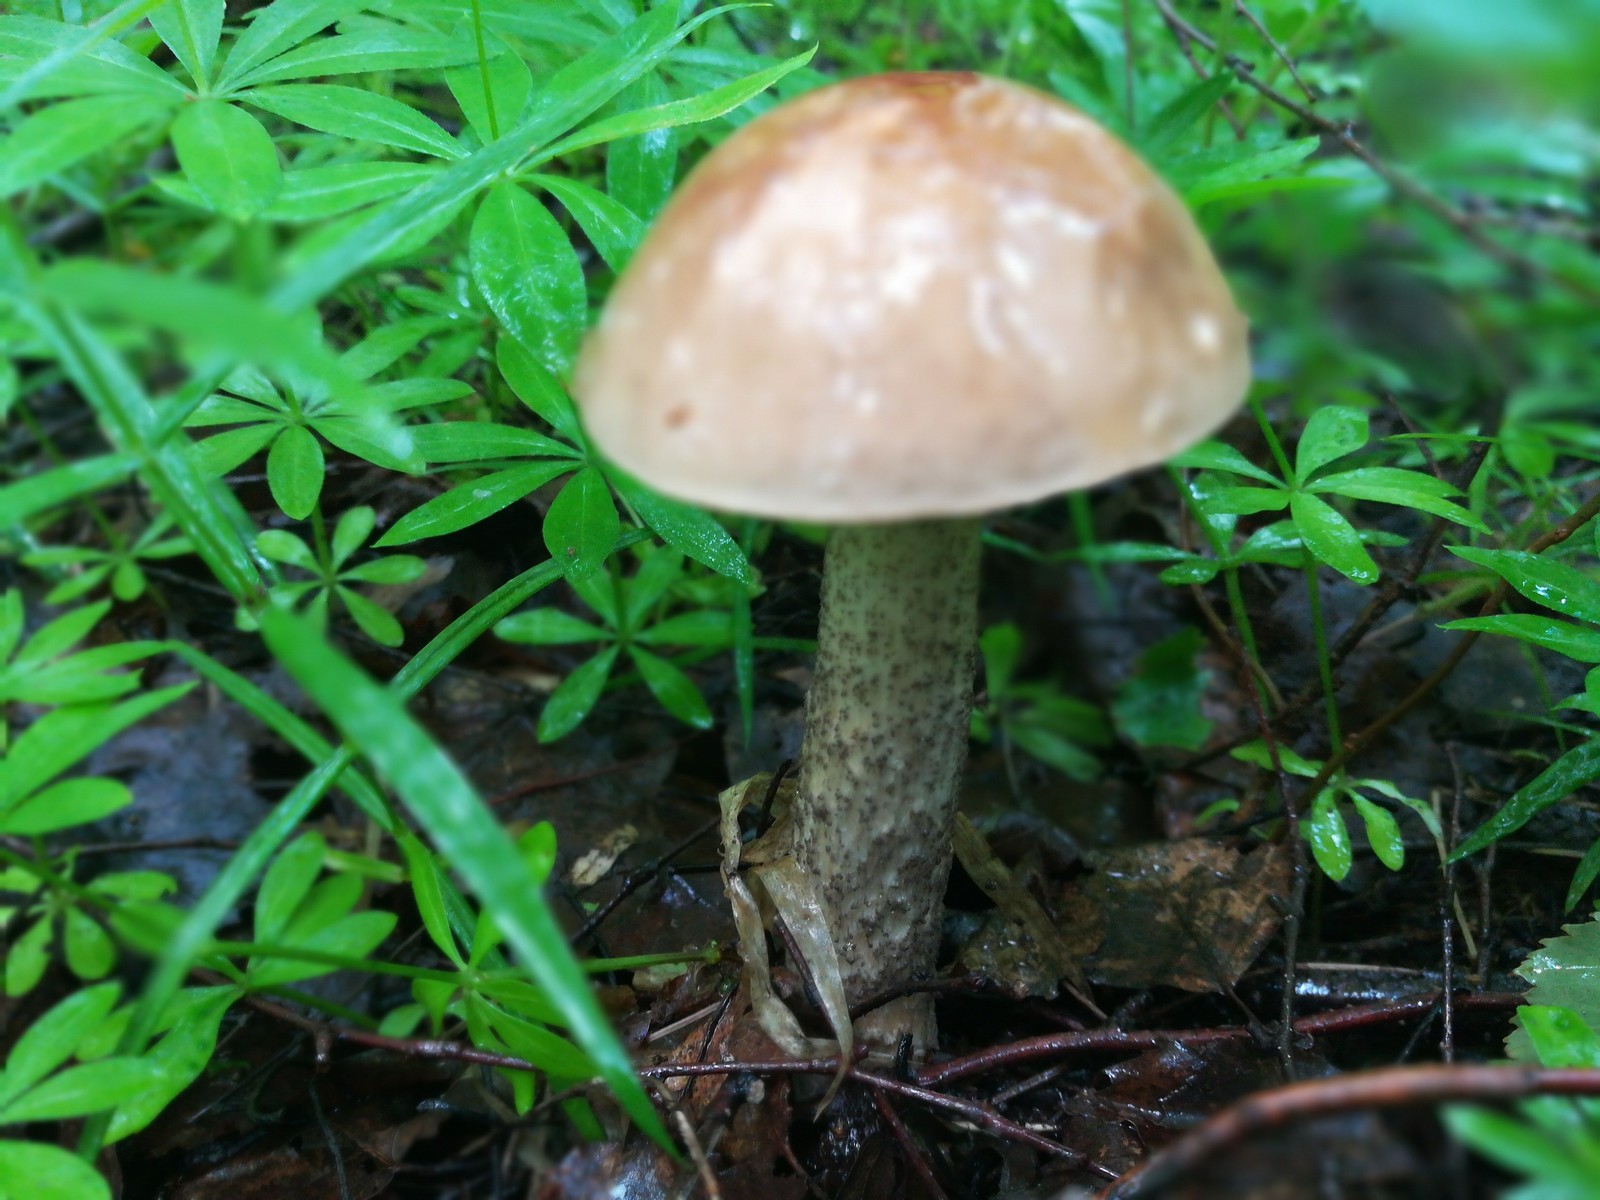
[{"left": 571, "top": 72, "right": 1251, "bottom": 1049}]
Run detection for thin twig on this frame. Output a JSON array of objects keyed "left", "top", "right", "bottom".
[
  {"left": 872, "top": 1090, "right": 950, "bottom": 1200},
  {"left": 1233, "top": 0, "right": 1315, "bottom": 100},
  {"left": 1151, "top": 0, "right": 1600, "bottom": 304}
]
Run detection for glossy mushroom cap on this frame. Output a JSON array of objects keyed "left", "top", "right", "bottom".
[{"left": 572, "top": 72, "right": 1251, "bottom": 523}]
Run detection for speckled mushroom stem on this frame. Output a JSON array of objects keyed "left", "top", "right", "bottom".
[{"left": 795, "top": 517, "right": 983, "bottom": 1050}]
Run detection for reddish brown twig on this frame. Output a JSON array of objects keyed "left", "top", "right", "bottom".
[
  {"left": 916, "top": 991, "right": 1522, "bottom": 1088},
  {"left": 872, "top": 1089, "right": 951, "bottom": 1200},
  {"left": 1099, "top": 1063, "right": 1600, "bottom": 1198}
]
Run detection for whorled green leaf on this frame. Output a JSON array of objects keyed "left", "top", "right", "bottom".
[
  {"left": 627, "top": 644, "right": 712, "bottom": 728},
  {"left": 1290, "top": 491, "right": 1379, "bottom": 584},
  {"left": 543, "top": 466, "right": 619, "bottom": 582},
  {"left": 470, "top": 182, "right": 586, "bottom": 374},
  {"left": 1451, "top": 545, "right": 1600, "bottom": 625},
  {"left": 214, "top": 0, "right": 362, "bottom": 91},
  {"left": 170, "top": 100, "right": 282, "bottom": 219},
  {"left": 530, "top": 173, "right": 645, "bottom": 273},
  {"left": 0, "top": 982, "right": 121, "bottom": 1108},
  {"left": 1350, "top": 793, "right": 1405, "bottom": 870},
  {"left": 1309, "top": 788, "right": 1353, "bottom": 881},
  {"left": 0, "top": 1138, "right": 111, "bottom": 1200},
  {"left": 497, "top": 337, "right": 580, "bottom": 439},
  {"left": 497, "top": 608, "right": 609, "bottom": 645},
  {"left": 538, "top": 644, "right": 620, "bottom": 742},
  {"left": 1442, "top": 614, "right": 1600, "bottom": 663},
  {"left": 0, "top": 96, "right": 163, "bottom": 199},
  {"left": 0, "top": 1057, "right": 161, "bottom": 1123},
  {"left": 608, "top": 466, "right": 752, "bottom": 582},
  {"left": 266, "top": 423, "right": 324, "bottom": 519},
  {"left": 1294, "top": 405, "right": 1369, "bottom": 479},
  {"left": 244, "top": 82, "right": 463, "bottom": 159},
  {"left": 148, "top": 0, "right": 224, "bottom": 88},
  {"left": 1455, "top": 736, "right": 1600, "bottom": 860},
  {"left": 376, "top": 460, "right": 571, "bottom": 547}
]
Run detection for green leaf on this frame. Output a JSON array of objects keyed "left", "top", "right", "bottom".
[
  {"left": 231, "top": 22, "right": 481, "bottom": 86},
  {"left": 0, "top": 777, "right": 131, "bottom": 835},
  {"left": 1207, "top": 485, "right": 1290, "bottom": 516},
  {"left": 0, "top": 97, "right": 161, "bottom": 199},
  {"left": 271, "top": 1, "right": 699, "bottom": 308},
  {"left": 338, "top": 585, "right": 404, "bottom": 647},
  {"left": 1309, "top": 788, "right": 1353, "bottom": 881},
  {"left": 1139, "top": 72, "right": 1233, "bottom": 154},
  {"left": 1455, "top": 736, "right": 1600, "bottom": 859},
  {"left": 266, "top": 424, "right": 324, "bottom": 519},
  {"left": 376, "top": 460, "right": 571, "bottom": 547},
  {"left": 0, "top": 687, "right": 191, "bottom": 811},
  {"left": 1521, "top": 1006, "right": 1600, "bottom": 1069},
  {"left": 530, "top": 173, "right": 645, "bottom": 273},
  {"left": 0, "top": 454, "right": 137, "bottom": 527},
  {"left": 1295, "top": 405, "right": 1369, "bottom": 479},
  {"left": 1171, "top": 136, "right": 1321, "bottom": 205},
  {"left": 103, "top": 987, "right": 233, "bottom": 1143},
  {"left": 398, "top": 832, "right": 464, "bottom": 967},
  {"left": 148, "top": 0, "right": 223, "bottom": 88},
  {"left": 341, "top": 555, "right": 426, "bottom": 585},
  {"left": 215, "top": 0, "right": 360, "bottom": 90},
  {"left": 608, "top": 468, "right": 753, "bottom": 582},
  {"left": 170, "top": 100, "right": 282, "bottom": 220},
  {"left": 543, "top": 467, "right": 619, "bottom": 583},
  {"left": 1110, "top": 627, "right": 1213, "bottom": 751},
  {"left": 320, "top": 508, "right": 368, "bottom": 571},
  {"left": 496, "top": 608, "right": 609, "bottom": 645},
  {"left": 255, "top": 608, "right": 667, "bottom": 1146},
  {"left": 255, "top": 529, "right": 317, "bottom": 571},
  {"left": 0, "top": 1058, "right": 160, "bottom": 1122},
  {"left": 1169, "top": 439, "right": 1281, "bottom": 485},
  {"left": 1232, "top": 740, "right": 1321, "bottom": 778},
  {"left": 634, "top": 609, "right": 734, "bottom": 648},
  {"left": 1290, "top": 492, "right": 1379, "bottom": 584},
  {"left": 0, "top": 13, "right": 187, "bottom": 107},
  {"left": 470, "top": 182, "right": 587, "bottom": 374},
  {"left": 244, "top": 83, "right": 463, "bottom": 159},
  {"left": 497, "top": 338, "right": 579, "bottom": 439},
  {"left": 445, "top": 51, "right": 532, "bottom": 144},
  {"left": 1350, "top": 794, "right": 1405, "bottom": 870},
  {"left": 263, "top": 162, "right": 442, "bottom": 223},
  {"left": 254, "top": 833, "right": 325, "bottom": 944},
  {"left": 535, "top": 44, "right": 817, "bottom": 165},
  {"left": 538, "top": 645, "right": 620, "bottom": 741},
  {"left": 409, "top": 422, "right": 579, "bottom": 465},
  {"left": 0, "top": 1139, "right": 110, "bottom": 1200},
  {"left": 1443, "top": 1106, "right": 1585, "bottom": 1183},
  {"left": 1311, "top": 466, "right": 1484, "bottom": 529},
  {"left": 63, "top": 908, "right": 115, "bottom": 981},
  {"left": 627, "top": 645, "right": 712, "bottom": 728},
  {"left": 1505, "top": 917, "right": 1600, "bottom": 1062},
  {"left": 1450, "top": 546, "right": 1600, "bottom": 625},
  {"left": 604, "top": 73, "right": 674, "bottom": 221},
  {"left": 0, "top": 983, "right": 121, "bottom": 1108},
  {"left": 1441, "top": 615, "right": 1600, "bottom": 663}
]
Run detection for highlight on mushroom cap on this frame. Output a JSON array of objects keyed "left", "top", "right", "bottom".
[{"left": 572, "top": 71, "right": 1251, "bottom": 524}]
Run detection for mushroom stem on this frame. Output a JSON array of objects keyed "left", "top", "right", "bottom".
[{"left": 796, "top": 517, "right": 983, "bottom": 1049}]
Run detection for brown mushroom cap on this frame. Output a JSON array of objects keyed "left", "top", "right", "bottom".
[{"left": 572, "top": 72, "right": 1251, "bottom": 523}]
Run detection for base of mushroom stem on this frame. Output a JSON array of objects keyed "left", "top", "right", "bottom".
[{"left": 853, "top": 991, "right": 937, "bottom": 1060}]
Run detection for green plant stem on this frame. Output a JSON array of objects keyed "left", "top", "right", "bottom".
[{"left": 1303, "top": 557, "right": 1341, "bottom": 759}]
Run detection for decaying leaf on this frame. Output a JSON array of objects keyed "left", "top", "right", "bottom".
[{"left": 1059, "top": 840, "right": 1290, "bottom": 992}]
